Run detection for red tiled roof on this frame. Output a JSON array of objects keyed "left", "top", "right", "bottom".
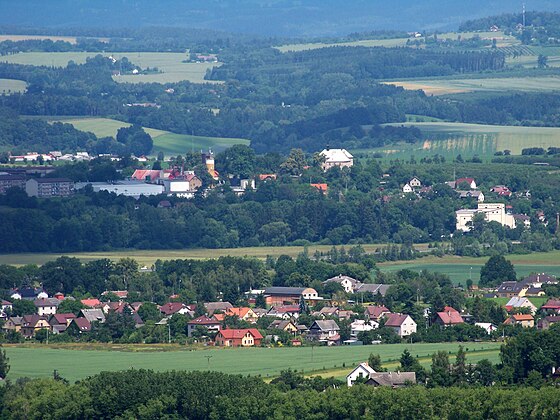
[
  {"left": 311, "top": 183, "right": 328, "bottom": 193},
  {"left": 437, "top": 310, "right": 464, "bottom": 325},
  {"left": 384, "top": 313, "right": 409, "bottom": 327},
  {"left": 218, "top": 328, "right": 263, "bottom": 340},
  {"left": 365, "top": 305, "right": 390, "bottom": 318},
  {"left": 542, "top": 299, "right": 560, "bottom": 309},
  {"left": 81, "top": 298, "right": 102, "bottom": 308},
  {"left": 226, "top": 307, "right": 253, "bottom": 318},
  {"left": 159, "top": 302, "right": 186, "bottom": 316},
  {"left": 512, "top": 314, "right": 534, "bottom": 321},
  {"left": 131, "top": 170, "right": 162, "bottom": 181},
  {"left": 443, "top": 306, "right": 459, "bottom": 313},
  {"left": 271, "top": 305, "right": 300, "bottom": 313},
  {"left": 50, "top": 313, "right": 76, "bottom": 324},
  {"left": 188, "top": 315, "right": 220, "bottom": 325}
]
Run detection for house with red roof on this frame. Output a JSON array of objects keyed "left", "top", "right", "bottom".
[
  {"left": 225, "top": 307, "right": 258, "bottom": 323},
  {"left": 542, "top": 299, "right": 560, "bottom": 313},
  {"left": 159, "top": 302, "right": 194, "bottom": 317},
  {"left": 310, "top": 183, "right": 328, "bottom": 194},
  {"left": 384, "top": 313, "right": 417, "bottom": 337},
  {"left": 81, "top": 298, "right": 102, "bottom": 308},
  {"left": 49, "top": 313, "right": 76, "bottom": 333},
  {"left": 215, "top": 328, "right": 263, "bottom": 347},
  {"left": 434, "top": 307, "right": 464, "bottom": 327},
  {"left": 131, "top": 169, "right": 163, "bottom": 182},
  {"left": 364, "top": 305, "right": 391, "bottom": 322}
]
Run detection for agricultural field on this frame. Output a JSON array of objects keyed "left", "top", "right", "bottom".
[
  {"left": 0, "top": 52, "right": 221, "bottom": 84},
  {"left": 47, "top": 117, "right": 249, "bottom": 156},
  {"left": 277, "top": 31, "right": 516, "bottom": 53},
  {"left": 0, "top": 243, "right": 431, "bottom": 267},
  {"left": 0, "top": 78, "right": 27, "bottom": 94},
  {"left": 354, "top": 122, "right": 560, "bottom": 160},
  {"left": 0, "top": 35, "right": 110, "bottom": 44},
  {"left": 378, "top": 251, "right": 560, "bottom": 285},
  {"left": 4, "top": 341, "right": 501, "bottom": 382},
  {"left": 382, "top": 75, "right": 560, "bottom": 95}
]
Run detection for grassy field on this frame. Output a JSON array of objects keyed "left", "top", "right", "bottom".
[
  {"left": 0, "top": 244, "right": 431, "bottom": 266},
  {"left": 276, "top": 31, "right": 516, "bottom": 53},
  {"left": 4, "top": 342, "right": 500, "bottom": 382},
  {"left": 47, "top": 117, "right": 249, "bottom": 155},
  {"left": 0, "top": 35, "right": 110, "bottom": 44},
  {"left": 383, "top": 75, "right": 560, "bottom": 95},
  {"left": 0, "top": 52, "right": 221, "bottom": 84},
  {"left": 353, "top": 122, "right": 560, "bottom": 160},
  {"left": 0, "top": 78, "right": 27, "bottom": 94},
  {"left": 379, "top": 251, "right": 560, "bottom": 285}
]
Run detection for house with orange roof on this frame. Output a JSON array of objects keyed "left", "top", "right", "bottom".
[
  {"left": 131, "top": 169, "right": 163, "bottom": 182},
  {"left": 225, "top": 307, "right": 258, "bottom": 323},
  {"left": 504, "top": 314, "right": 534, "bottom": 328},
  {"left": 215, "top": 328, "right": 263, "bottom": 347},
  {"left": 311, "top": 183, "right": 328, "bottom": 194},
  {"left": 81, "top": 298, "right": 102, "bottom": 308}
]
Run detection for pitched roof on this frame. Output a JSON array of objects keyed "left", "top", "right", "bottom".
[
  {"left": 384, "top": 313, "right": 411, "bottom": 327},
  {"left": 320, "top": 148, "right": 353, "bottom": 162},
  {"left": 356, "top": 284, "right": 390, "bottom": 296},
  {"left": 311, "top": 320, "right": 340, "bottom": 331},
  {"left": 159, "top": 302, "right": 187, "bottom": 316},
  {"left": 226, "top": 307, "right": 254, "bottom": 318},
  {"left": 131, "top": 169, "right": 162, "bottom": 181},
  {"left": 269, "top": 305, "right": 300, "bottom": 314},
  {"left": 521, "top": 273, "right": 557, "bottom": 285},
  {"left": 50, "top": 313, "right": 76, "bottom": 325},
  {"left": 81, "top": 298, "right": 102, "bottom": 308},
  {"left": 80, "top": 309, "right": 106, "bottom": 323},
  {"left": 33, "top": 298, "right": 60, "bottom": 307},
  {"left": 188, "top": 315, "right": 220, "bottom": 326},
  {"left": 324, "top": 275, "right": 361, "bottom": 286},
  {"left": 72, "top": 318, "right": 92, "bottom": 332},
  {"left": 364, "top": 305, "right": 390, "bottom": 318},
  {"left": 436, "top": 310, "right": 464, "bottom": 325},
  {"left": 218, "top": 328, "right": 263, "bottom": 340},
  {"left": 264, "top": 287, "right": 307, "bottom": 295},
  {"left": 542, "top": 299, "right": 560, "bottom": 309},
  {"left": 505, "top": 297, "right": 535, "bottom": 308},
  {"left": 204, "top": 302, "right": 233, "bottom": 313},
  {"left": 512, "top": 314, "right": 534, "bottom": 321},
  {"left": 367, "top": 372, "right": 416, "bottom": 386}
]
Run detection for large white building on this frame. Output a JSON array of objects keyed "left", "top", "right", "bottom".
[
  {"left": 456, "top": 203, "right": 516, "bottom": 232},
  {"left": 320, "top": 148, "right": 353, "bottom": 171},
  {"left": 76, "top": 181, "right": 164, "bottom": 198}
]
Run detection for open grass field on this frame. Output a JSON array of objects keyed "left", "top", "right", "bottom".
[
  {"left": 382, "top": 75, "right": 560, "bottom": 95},
  {"left": 277, "top": 31, "right": 516, "bottom": 53},
  {"left": 0, "top": 244, "right": 431, "bottom": 267},
  {"left": 378, "top": 251, "right": 560, "bottom": 285},
  {"left": 47, "top": 117, "right": 249, "bottom": 156},
  {"left": 0, "top": 35, "right": 110, "bottom": 44},
  {"left": 0, "top": 52, "right": 221, "bottom": 84},
  {"left": 353, "top": 122, "right": 560, "bottom": 160},
  {"left": 3, "top": 341, "right": 501, "bottom": 382},
  {"left": 0, "top": 78, "right": 27, "bottom": 94}
]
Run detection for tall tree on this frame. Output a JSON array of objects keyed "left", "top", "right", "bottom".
[
  {"left": 429, "top": 351, "right": 452, "bottom": 387},
  {"left": 479, "top": 255, "right": 516, "bottom": 287},
  {"left": 0, "top": 345, "right": 9, "bottom": 380}
]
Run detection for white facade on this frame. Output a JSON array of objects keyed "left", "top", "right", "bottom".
[
  {"left": 456, "top": 203, "right": 516, "bottom": 232},
  {"left": 77, "top": 181, "right": 164, "bottom": 198},
  {"left": 320, "top": 149, "right": 354, "bottom": 171},
  {"left": 402, "top": 183, "right": 413, "bottom": 193},
  {"left": 347, "top": 362, "right": 376, "bottom": 387},
  {"left": 350, "top": 320, "right": 378, "bottom": 338},
  {"left": 409, "top": 177, "right": 422, "bottom": 188}
]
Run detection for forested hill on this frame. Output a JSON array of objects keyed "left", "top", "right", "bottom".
[{"left": 1, "top": 0, "right": 559, "bottom": 36}]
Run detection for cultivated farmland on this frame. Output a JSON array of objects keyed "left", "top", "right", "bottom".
[
  {"left": 0, "top": 78, "right": 27, "bottom": 94},
  {"left": 4, "top": 342, "right": 500, "bottom": 382},
  {"left": 47, "top": 117, "right": 249, "bottom": 156},
  {"left": 0, "top": 52, "right": 221, "bottom": 84},
  {"left": 354, "top": 122, "right": 560, "bottom": 160},
  {"left": 383, "top": 75, "right": 560, "bottom": 95}
]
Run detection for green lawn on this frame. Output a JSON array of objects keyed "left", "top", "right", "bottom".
[
  {"left": 46, "top": 117, "right": 249, "bottom": 156},
  {"left": 0, "top": 243, "right": 431, "bottom": 267},
  {"left": 488, "top": 297, "right": 548, "bottom": 309},
  {"left": 0, "top": 52, "right": 221, "bottom": 84},
  {"left": 379, "top": 251, "right": 560, "bottom": 285},
  {"left": 4, "top": 342, "right": 500, "bottom": 382},
  {"left": 0, "top": 78, "right": 27, "bottom": 94},
  {"left": 353, "top": 122, "right": 560, "bottom": 160}
]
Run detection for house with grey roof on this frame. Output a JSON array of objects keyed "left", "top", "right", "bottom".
[{"left": 307, "top": 320, "right": 340, "bottom": 344}]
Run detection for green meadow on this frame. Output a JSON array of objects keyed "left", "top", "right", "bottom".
[
  {"left": 0, "top": 52, "right": 221, "bottom": 84},
  {"left": 47, "top": 117, "right": 249, "bottom": 156},
  {"left": 0, "top": 78, "right": 27, "bottom": 94},
  {"left": 378, "top": 251, "right": 560, "bottom": 285},
  {"left": 4, "top": 342, "right": 501, "bottom": 382},
  {"left": 353, "top": 122, "right": 560, "bottom": 160}
]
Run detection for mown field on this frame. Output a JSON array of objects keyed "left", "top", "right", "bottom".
[
  {"left": 0, "top": 244, "right": 431, "bottom": 266},
  {"left": 383, "top": 75, "right": 560, "bottom": 95},
  {"left": 0, "top": 52, "right": 221, "bottom": 84},
  {"left": 47, "top": 117, "right": 249, "bottom": 156},
  {"left": 354, "top": 122, "right": 560, "bottom": 160},
  {"left": 0, "top": 78, "right": 27, "bottom": 94},
  {"left": 277, "top": 31, "right": 516, "bottom": 53},
  {"left": 4, "top": 342, "right": 501, "bottom": 382},
  {"left": 0, "top": 35, "right": 110, "bottom": 44},
  {"left": 378, "top": 251, "right": 560, "bottom": 285}
]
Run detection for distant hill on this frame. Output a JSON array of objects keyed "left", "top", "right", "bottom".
[{"left": 1, "top": 0, "right": 559, "bottom": 37}]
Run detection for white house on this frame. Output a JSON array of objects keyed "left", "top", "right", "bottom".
[
  {"left": 384, "top": 313, "right": 417, "bottom": 337},
  {"left": 350, "top": 319, "right": 378, "bottom": 338},
  {"left": 320, "top": 148, "right": 354, "bottom": 171},
  {"left": 409, "top": 177, "right": 422, "bottom": 188},
  {"left": 506, "top": 297, "right": 537, "bottom": 315},
  {"left": 347, "top": 362, "right": 376, "bottom": 387},
  {"left": 402, "top": 183, "right": 413, "bottom": 193},
  {"left": 475, "top": 322, "right": 498, "bottom": 335},
  {"left": 34, "top": 298, "right": 60, "bottom": 316},
  {"left": 456, "top": 203, "right": 516, "bottom": 232},
  {"left": 323, "top": 275, "right": 362, "bottom": 294},
  {"left": 458, "top": 190, "right": 485, "bottom": 202}
]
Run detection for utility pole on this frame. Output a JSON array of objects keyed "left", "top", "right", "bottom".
[
  {"left": 168, "top": 323, "right": 171, "bottom": 344},
  {"left": 522, "top": 3, "right": 526, "bottom": 27}
]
